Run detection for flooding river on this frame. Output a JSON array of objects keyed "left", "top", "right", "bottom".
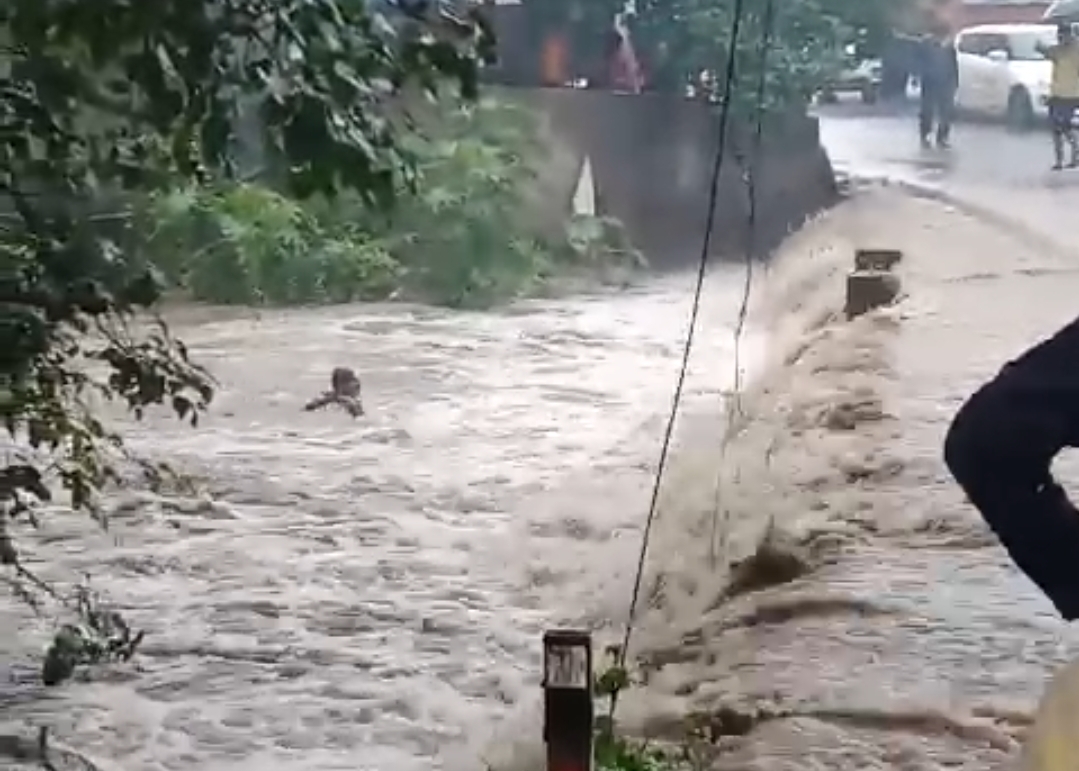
[
  {"left": 579, "top": 189, "right": 1079, "bottom": 771},
  {"left": 0, "top": 267, "right": 760, "bottom": 771},
  {"left": 6, "top": 186, "right": 1079, "bottom": 771}
]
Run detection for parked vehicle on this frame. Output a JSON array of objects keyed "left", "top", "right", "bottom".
[
  {"left": 954, "top": 23, "right": 1058, "bottom": 130},
  {"left": 819, "top": 56, "right": 883, "bottom": 104}
]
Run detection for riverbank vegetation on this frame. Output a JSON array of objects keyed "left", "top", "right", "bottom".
[
  {"left": 1, "top": 0, "right": 644, "bottom": 707},
  {"left": 141, "top": 97, "right": 641, "bottom": 309}
]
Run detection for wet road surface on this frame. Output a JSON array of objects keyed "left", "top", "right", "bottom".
[{"left": 818, "top": 102, "right": 1079, "bottom": 247}]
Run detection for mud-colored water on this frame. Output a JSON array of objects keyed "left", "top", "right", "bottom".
[
  {"left": 6, "top": 188, "right": 1079, "bottom": 771},
  {"left": 0, "top": 264, "right": 761, "bottom": 770},
  {"left": 479, "top": 188, "right": 1079, "bottom": 771},
  {"left": 580, "top": 190, "right": 1079, "bottom": 771}
]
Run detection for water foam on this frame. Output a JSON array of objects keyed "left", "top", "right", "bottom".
[
  {"left": 1, "top": 257, "right": 751, "bottom": 770},
  {"left": 488, "top": 187, "right": 1079, "bottom": 771},
  {"left": 480, "top": 194, "right": 883, "bottom": 770},
  {"left": 9, "top": 187, "right": 1078, "bottom": 771}
]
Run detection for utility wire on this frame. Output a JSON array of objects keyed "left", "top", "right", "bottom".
[
  {"left": 709, "top": 0, "right": 777, "bottom": 565},
  {"left": 614, "top": 0, "right": 761, "bottom": 685}
]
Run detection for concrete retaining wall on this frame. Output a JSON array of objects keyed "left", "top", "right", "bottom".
[{"left": 517, "top": 88, "right": 840, "bottom": 270}]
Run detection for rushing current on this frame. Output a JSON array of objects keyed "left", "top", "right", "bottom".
[
  {"left": 5, "top": 180, "right": 1079, "bottom": 771},
  {"left": 0, "top": 260, "right": 760, "bottom": 770}
]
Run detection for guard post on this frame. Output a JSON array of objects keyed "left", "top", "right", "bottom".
[{"left": 543, "top": 629, "right": 594, "bottom": 771}]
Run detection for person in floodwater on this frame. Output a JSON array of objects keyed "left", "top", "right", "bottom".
[
  {"left": 916, "top": 25, "right": 959, "bottom": 149},
  {"left": 944, "top": 318, "right": 1079, "bottom": 621},
  {"left": 1037, "top": 23, "right": 1079, "bottom": 170}
]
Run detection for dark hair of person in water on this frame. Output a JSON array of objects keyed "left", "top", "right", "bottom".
[{"left": 304, "top": 367, "right": 364, "bottom": 417}]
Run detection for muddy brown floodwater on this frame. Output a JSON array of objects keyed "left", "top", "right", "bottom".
[
  {"left": 6, "top": 187, "right": 1079, "bottom": 771},
  {"left": 0, "top": 268, "right": 759, "bottom": 771},
  {"left": 556, "top": 189, "right": 1079, "bottom": 771}
]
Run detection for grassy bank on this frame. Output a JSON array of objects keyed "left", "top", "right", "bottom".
[{"left": 140, "top": 98, "right": 643, "bottom": 310}]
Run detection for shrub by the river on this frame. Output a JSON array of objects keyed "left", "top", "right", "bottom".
[
  {"left": 144, "top": 98, "right": 642, "bottom": 309},
  {"left": 144, "top": 183, "right": 402, "bottom": 305}
]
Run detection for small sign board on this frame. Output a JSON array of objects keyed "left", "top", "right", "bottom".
[{"left": 545, "top": 643, "right": 589, "bottom": 690}]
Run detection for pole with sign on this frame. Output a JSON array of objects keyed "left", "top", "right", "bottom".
[{"left": 543, "top": 629, "right": 594, "bottom": 771}]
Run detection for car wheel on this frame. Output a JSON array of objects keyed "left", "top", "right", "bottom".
[
  {"left": 1006, "top": 87, "right": 1035, "bottom": 132},
  {"left": 861, "top": 84, "right": 879, "bottom": 104},
  {"left": 819, "top": 88, "right": 838, "bottom": 104}
]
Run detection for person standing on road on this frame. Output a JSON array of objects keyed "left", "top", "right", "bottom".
[
  {"left": 944, "top": 317, "right": 1079, "bottom": 622},
  {"left": 1037, "top": 23, "right": 1079, "bottom": 170},
  {"left": 916, "top": 25, "right": 959, "bottom": 149}
]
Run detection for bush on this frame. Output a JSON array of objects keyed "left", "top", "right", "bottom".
[
  {"left": 377, "top": 100, "right": 555, "bottom": 307},
  {"left": 144, "top": 184, "right": 401, "bottom": 305},
  {"left": 141, "top": 98, "right": 642, "bottom": 309}
]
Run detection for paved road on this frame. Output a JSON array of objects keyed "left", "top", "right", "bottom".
[{"left": 817, "top": 103, "right": 1079, "bottom": 248}]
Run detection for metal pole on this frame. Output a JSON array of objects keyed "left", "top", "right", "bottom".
[{"left": 542, "top": 629, "right": 594, "bottom": 771}]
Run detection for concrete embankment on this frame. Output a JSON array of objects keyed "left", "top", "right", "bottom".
[
  {"left": 513, "top": 89, "right": 839, "bottom": 270},
  {"left": 487, "top": 185, "right": 1079, "bottom": 770}
]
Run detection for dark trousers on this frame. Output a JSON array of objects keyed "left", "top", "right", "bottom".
[
  {"left": 1048, "top": 97, "right": 1078, "bottom": 131},
  {"left": 919, "top": 86, "right": 955, "bottom": 143},
  {"left": 1048, "top": 96, "right": 1079, "bottom": 165},
  {"left": 944, "top": 315, "right": 1079, "bottom": 620}
]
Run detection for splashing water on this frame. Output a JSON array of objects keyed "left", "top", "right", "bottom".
[
  {"left": 483, "top": 187, "right": 1079, "bottom": 771},
  {"left": 7, "top": 187, "right": 1079, "bottom": 771},
  {"left": 0, "top": 262, "right": 761, "bottom": 770}
]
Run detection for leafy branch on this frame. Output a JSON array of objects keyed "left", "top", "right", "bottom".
[{"left": 1, "top": 0, "right": 489, "bottom": 687}]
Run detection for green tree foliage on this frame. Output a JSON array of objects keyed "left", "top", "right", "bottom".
[
  {"left": 0, "top": 0, "right": 489, "bottom": 681},
  {"left": 632, "top": 0, "right": 912, "bottom": 112},
  {"left": 142, "top": 97, "right": 640, "bottom": 308},
  {"left": 521, "top": 0, "right": 910, "bottom": 112},
  {"left": 141, "top": 182, "right": 403, "bottom": 305}
]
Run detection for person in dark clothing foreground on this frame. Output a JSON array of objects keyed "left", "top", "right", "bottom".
[
  {"left": 917, "top": 27, "right": 959, "bottom": 149},
  {"left": 945, "top": 316, "right": 1079, "bottom": 620}
]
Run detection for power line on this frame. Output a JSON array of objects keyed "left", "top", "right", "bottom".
[
  {"left": 614, "top": 0, "right": 771, "bottom": 681},
  {"left": 709, "top": 0, "right": 776, "bottom": 566}
]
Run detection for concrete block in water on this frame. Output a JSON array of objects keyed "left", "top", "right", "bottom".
[
  {"left": 845, "top": 270, "right": 900, "bottom": 319},
  {"left": 854, "top": 248, "right": 903, "bottom": 272}
]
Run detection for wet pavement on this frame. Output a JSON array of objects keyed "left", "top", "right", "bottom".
[
  {"left": 557, "top": 107, "right": 1079, "bottom": 770},
  {"left": 818, "top": 102, "right": 1079, "bottom": 249}
]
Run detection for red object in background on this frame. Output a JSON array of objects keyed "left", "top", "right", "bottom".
[
  {"left": 542, "top": 32, "right": 569, "bottom": 86},
  {"left": 549, "top": 762, "right": 589, "bottom": 771}
]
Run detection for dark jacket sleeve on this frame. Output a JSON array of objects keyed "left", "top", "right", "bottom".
[
  {"left": 945, "top": 45, "right": 959, "bottom": 91},
  {"left": 918, "top": 40, "right": 959, "bottom": 92}
]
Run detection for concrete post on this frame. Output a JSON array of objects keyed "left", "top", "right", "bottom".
[
  {"left": 854, "top": 248, "right": 903, "bottom": 272},
  {"left": 846, "top": 248, "right": 902, "bottom": 319}
]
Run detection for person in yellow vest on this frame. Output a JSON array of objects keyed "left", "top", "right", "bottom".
[{"left": 1037, "top": 23, "right": 1079, "bottom": 170}]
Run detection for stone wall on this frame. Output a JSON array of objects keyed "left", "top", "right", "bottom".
[{"left": 517, "top": 88, "right": 839, "bottom": 270}]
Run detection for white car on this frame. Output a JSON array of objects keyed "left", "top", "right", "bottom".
[{"left": 954, "top": 23, "right": 1057, "bottom": 129}]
